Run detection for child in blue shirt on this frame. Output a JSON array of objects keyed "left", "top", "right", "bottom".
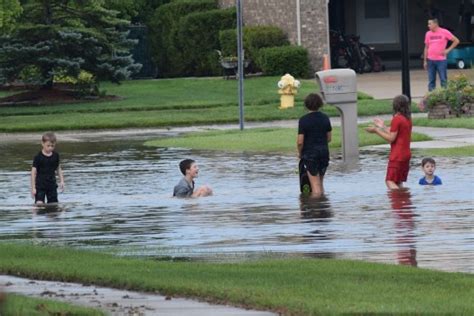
[{"left": 419, "top": 157, "right": 442, "bottom": 185}]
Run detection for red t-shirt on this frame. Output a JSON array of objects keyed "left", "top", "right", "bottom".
[{"left": 389, "top": 114, "right": 412, "bottom": 162}]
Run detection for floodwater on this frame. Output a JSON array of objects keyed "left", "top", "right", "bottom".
[{"left": 0, "top": 136, "right": 473, "bottom": 273}]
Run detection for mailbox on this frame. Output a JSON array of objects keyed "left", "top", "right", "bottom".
[{"left": 315, "top": 69, "right": 359, "bottom": 162}]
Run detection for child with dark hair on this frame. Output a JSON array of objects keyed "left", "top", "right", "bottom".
[
  {"left": 419, "top": 157, "right": 442, "bottom": 185},
  {"left": 297, "top": 93, "right": 332, "bottom": 197},
  {"left": 366, "top": 95, "right": 412, "bottom": 190},
  {"left": 173, "top": 159, "right": 212, "bottom": 198},
  {"left": 31, "top": 132, "right": 64, "bottom": 204}
]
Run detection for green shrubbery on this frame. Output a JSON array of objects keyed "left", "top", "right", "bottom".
[
  {"left": 257, "top": 46, "right": 310, "bottom": 78},
  {"left": 148, "top": 0, "right": 216, "bottom": 77},
  {"left": 177, "top": 8, "right": 236, "bottom": 76}
]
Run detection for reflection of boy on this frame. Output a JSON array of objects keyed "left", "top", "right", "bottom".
[
  {"left": 419, "top": 157, "right": 442, "bottom": 185},
  {"left": 173, "top": 159, "right": 212, "bottom": 198},
  {"left": 31, "top": 132, "right": 64, "bottom": 204}
]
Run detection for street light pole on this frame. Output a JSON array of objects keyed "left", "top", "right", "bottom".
[
  {"left": 399, "top": 0, "right": 411, "bottom": 100},
  {"left": 236, "top": 0, "right": 244, "bottom": 130}
]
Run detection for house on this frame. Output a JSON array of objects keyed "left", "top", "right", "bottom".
[{"left": 219, "top": 0, "right": 469, "bottom": 72}]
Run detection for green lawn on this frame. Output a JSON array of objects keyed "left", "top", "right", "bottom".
[
  {"left": 414, "top": 145, "right": 474, "bottom": 157},
  {"left": 412, "top": 117, "right": 474, "bottom": 129},
  {"left": 145, "top": 127, "right": 432, "bottom": 152},
  {"left": 0, "top": 77, "right": 410, "bottom": 132},
  {"left": 1, "top": 293, "right": 104, "bottom": 316},
  {"left": 0, "top": 243, "right": 472, "bottom": 315}
]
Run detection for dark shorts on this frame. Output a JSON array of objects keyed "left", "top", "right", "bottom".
[
  {"left": 386, "top": 160, "right": 410, "bottom": 183},
  {"left": 302, "top": 157, "right": 329, "bottom": 177},
  {"left": 35, "top": 187, "right": 58, "bottom": 203}
]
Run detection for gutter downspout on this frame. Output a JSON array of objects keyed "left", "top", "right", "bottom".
[{"left": 296, "top": 0, "right": 301, "bottom": 45}]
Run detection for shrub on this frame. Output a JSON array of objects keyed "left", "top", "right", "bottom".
[
  {"left": 256, "top": 45, "right": 309, "bottom": 78},
  {"left": 148, "top": 0, "right": 217, "bottom": 77},
  {"left": 177, "top": 7, "right": 236, "bottom": 76},
  {"left": 424, "top": 74, "right": 474, "bottom": 115},
  {"left": 219, "top": 26, "right": 288, "bottom": 60}
]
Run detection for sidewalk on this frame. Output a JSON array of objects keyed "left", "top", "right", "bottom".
[{"left": 1, "top": 275, "right": 275, "bottom": 316}]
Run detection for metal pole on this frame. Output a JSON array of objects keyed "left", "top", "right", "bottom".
[
  {"left": 236, "top": 0, "right": 244, "bottom": 130},
  {"left": 399, "top": 0, "right": 411, "bottom": 100}
]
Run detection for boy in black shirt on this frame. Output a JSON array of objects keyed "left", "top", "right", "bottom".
[{"left": 31, "top": 132, "right": 64, "bottom": 204}]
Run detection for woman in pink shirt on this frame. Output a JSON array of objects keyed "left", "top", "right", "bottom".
[{"left": 423, "top": 19, "right": 460, "bottom": 91}]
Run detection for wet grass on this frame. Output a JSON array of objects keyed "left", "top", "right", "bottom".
[
  {"left": 0, "top": 77, "right": 417, "bottom": 132},
  {"left": 0, "top": 243, "right": 473, "bottom": 315},
  {"left": 144, "top": 127, "right": 432, "bottom": 152},
  {"left": 415, "top": 145, "right": 474, "bottom": 157},
  {"left": 1, "top": 293, "right": 105, "bottom": 316},
  {"left": 412, "top": 117, "right": 474, "bottom": 129}
]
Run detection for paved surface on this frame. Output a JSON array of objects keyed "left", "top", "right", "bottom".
[
  {"left": 356, "top": 69, "right": 474, "bottom": 100},
  {"left": 0, "top": 275, "right": 276, "bottom": 316}
]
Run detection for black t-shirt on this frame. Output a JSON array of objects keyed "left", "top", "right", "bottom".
[
  {"left": 32, "top": 151, "right": 60, "bottom": 189},
  {"left": 298, "top": 111, "right": 332, "bottom": 157}
]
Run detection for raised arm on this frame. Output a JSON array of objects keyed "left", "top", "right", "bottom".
[{"left": 445, "top": 35, "right": 460, "bottom": 56}]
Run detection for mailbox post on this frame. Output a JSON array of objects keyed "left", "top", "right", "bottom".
[{"left": 316, "top": 69, "right": 359, "bottom": 162}]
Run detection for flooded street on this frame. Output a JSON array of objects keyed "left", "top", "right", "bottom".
[{"left": 0, "top": 136, "right": 473, "bottom": 273}]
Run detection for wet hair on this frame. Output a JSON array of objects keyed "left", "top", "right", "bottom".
[
  {"left": 304, "top": 93, "right": 324, "bottom": 111},
  {"left": 179, "top": 159, "right": 195, "bottom": 175},
  {"left": 421, "top": 157, "right": 436, "bottom": 167},
  {"left": 42, "top": 132, "right": 57, "bottom": 143},
  {"left": 428, "top": 18, "right": 439, "bottom": 25},
  {"left": 392, "top": 94, "right": 411, "bottom": 119}
]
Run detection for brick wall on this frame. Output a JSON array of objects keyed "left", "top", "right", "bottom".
[{"left": 218, "top": 0, "right": 329, "bottom": 73}]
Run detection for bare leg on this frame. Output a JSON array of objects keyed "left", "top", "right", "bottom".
[
  {"left": 307, "top": 171, "right": 323, "bottom": 197},
  {"left": 386, "top": 180, "right": 401, "bottom": 190},
  {"left": 35, "top": 201, "right": 44, "bottom": 205}
]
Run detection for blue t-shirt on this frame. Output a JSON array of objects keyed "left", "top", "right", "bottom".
[{"left": 419, "top": 175, "right": 442, "bottom": 185}]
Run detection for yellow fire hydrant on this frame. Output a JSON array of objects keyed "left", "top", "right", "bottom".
[{"left": 278, "top": 73, "right": 301, "bottom": 109}]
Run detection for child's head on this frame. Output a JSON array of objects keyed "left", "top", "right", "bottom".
[
  {"left": 392, "top": 94, "right": 411, "bottom": 119},
  {"left": 421, "top": 157, "right": 436, "bottom": 176},
  {"left": 304, "top": 93, "right": 324, "bottom": 111},
  {"left": 179, "top": 159, "right": 199, "bottom": 178},
  {"left": 41, "top": 132, "right": 57, "bottom": 153}
]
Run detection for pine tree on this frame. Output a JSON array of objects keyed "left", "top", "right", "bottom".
[{"left": 0, "top": 0, "right": 141, "bottom": 89}]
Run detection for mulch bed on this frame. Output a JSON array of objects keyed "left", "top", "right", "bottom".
[{"left": 0, "top": 88, "right": 121, "bottom": 107}]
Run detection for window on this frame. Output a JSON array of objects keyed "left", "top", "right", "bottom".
[{"left": 365, "top": 0, "right": 390, "bottom": 19}]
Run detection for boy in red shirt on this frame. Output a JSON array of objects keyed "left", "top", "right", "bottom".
[{"left": 366, "top": 95, "right": 412, "bottom": 190}]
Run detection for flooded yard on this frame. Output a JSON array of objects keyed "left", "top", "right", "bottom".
[{"left": 0, "top": 136, "right": 472, "bottom": 273}]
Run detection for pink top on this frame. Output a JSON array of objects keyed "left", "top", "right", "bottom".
[{"left": 424, "top": 27, "right": 454, "bottom": 61}]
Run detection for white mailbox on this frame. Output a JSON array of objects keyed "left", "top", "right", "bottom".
[{"left": 316, "top": 69, "right": 359, "bottom": 162}]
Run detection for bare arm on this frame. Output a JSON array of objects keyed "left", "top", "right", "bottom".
[
  {"left": 57, "top": 165, "right": 65, "bottom": 192},
  {"left": 423, "top": 45, "right": 428, "bottom": 70},
  {"left": 366, "top": 126, "right": 398, "bottom": 143},
  {"left": 297, "top": 134, "right": 304, "bottom": 158},
  {"left": 31, "top": 167, "right": 37, "bottom": 198},
  {"left": 445, "top": 35, "right": 460, "bottom": 55},
  {"left": 327, "top": 131, "right": 332, "bottom": 143}
]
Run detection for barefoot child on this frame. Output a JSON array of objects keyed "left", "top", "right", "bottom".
[
  {"left": 366, "top": 95, "right": 412, "bottom": 190},
  {"left": 31, "top": 132, "right": 64, "bottom": 204},
  {"left": 173, "top": 159, "right": 212, "bottom": 198},
  {"left": 419, "top": 157, "right": 442, "bottom": 185}
]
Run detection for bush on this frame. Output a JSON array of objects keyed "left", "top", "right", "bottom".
[
  {"left": 148, "top": 0, "right": 217, "bottom": 77},
  {"left": 424, "top": 74, "right": 474, "bottom": 115},
  {"left": 177, "top": 8, "right": 236, "bottom": 76},
  {"left": 256, "top": 45, "right": 309, "bottom": 78},
  {"left": 219, "top": 26, "right": 288, "bottom": 60}
]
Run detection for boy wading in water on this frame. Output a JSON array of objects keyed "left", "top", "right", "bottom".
[
  {"left": 366, "top": 95, "right": 412, "bottom": 190},
  {"left": 297, "top": 93, "right": 332, "bottom": 197},
  {"left": 173, "top": 159, "right": 212, "bottom": 198},
  {"left": 31, "top": 132, "right": 64, "bottom": 204}
]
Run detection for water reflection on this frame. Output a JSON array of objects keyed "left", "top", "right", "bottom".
[
  {"left": 388, "top": 189, "right": 417, "bottom": 267},
  {"left": 0, "top": 139, "right": 473, "bottom": 273}
]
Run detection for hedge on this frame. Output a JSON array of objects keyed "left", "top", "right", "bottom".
[
  {"left": 219, "top": 26, "right": 288, "bottom": 61},
  {"left": 256, "top": 45, "right": 310, "bottom": 78},
  {"left": 148, "top": 0, "right": 217, "bottom": 77},
  {"left": 177, "top": 7, "right": 236, "bottom": 76}
]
